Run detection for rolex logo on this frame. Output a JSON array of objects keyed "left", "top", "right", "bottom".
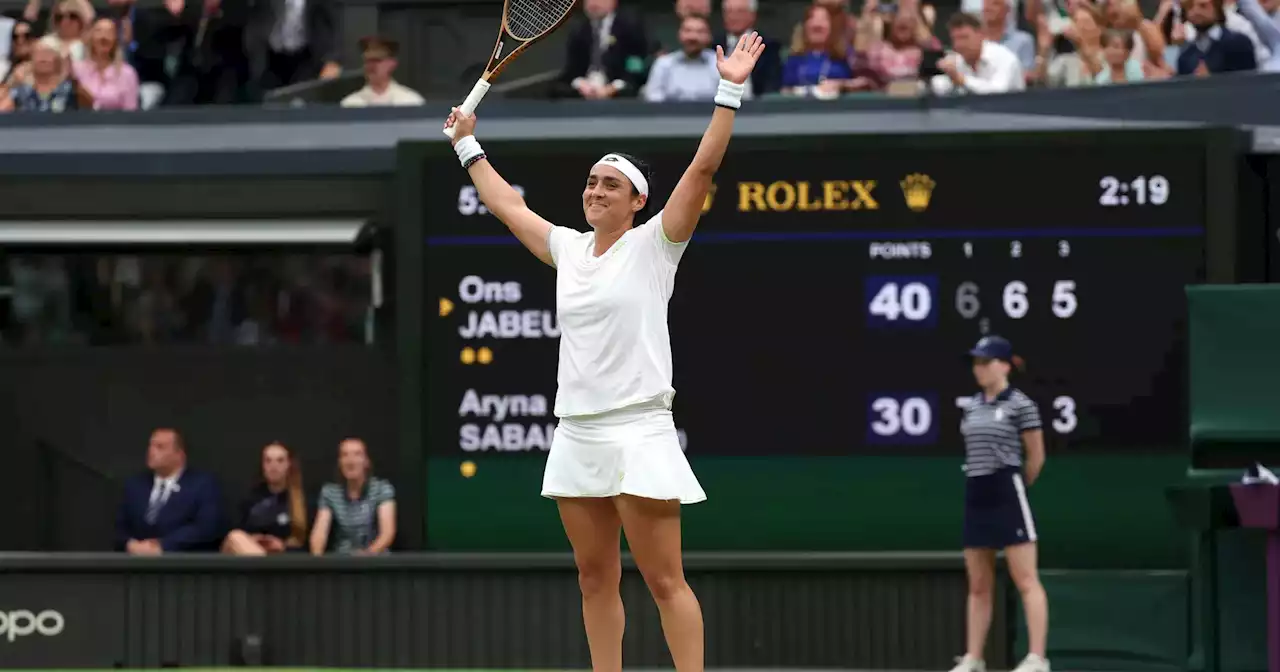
[{"left": 900, "top": 173, "right": 936, "bottom": 213}]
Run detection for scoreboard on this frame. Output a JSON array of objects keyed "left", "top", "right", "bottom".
[{"left": 422, "top": 131, "right": 1207, "bottom": 457}]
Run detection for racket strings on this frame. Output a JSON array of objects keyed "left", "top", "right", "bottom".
[{"left": 507, "top": 0, "right": 575, "bottom": 40}]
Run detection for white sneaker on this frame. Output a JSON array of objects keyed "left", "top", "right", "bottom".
[
  {"left": 949, "top": 654, "right": 987, "bottom": 672},
  {"left": 1012, "top": 653, "right": 1051, "bottom": 672}
]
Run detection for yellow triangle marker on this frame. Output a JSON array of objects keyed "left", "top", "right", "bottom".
[{"left": 439, "top": 298, "right": 454, "bottom": 317}]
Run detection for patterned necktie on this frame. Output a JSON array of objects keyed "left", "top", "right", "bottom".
[
  {"left": 145, "top": 481, "right": 170, "bottom": 525},
  {"left": 590, "top": 19, "right": 606, "bottom": 75}
]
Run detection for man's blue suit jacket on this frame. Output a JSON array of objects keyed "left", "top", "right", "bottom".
[{"left": 115, "top": 469, "right": 226, "bottom": 552}]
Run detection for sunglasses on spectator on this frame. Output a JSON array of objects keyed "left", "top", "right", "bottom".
[
  {"left": 54, "top": 12, "right": 80, "bottom": 21},
  {"left": 13, "top": 31, "right": 30, "bottom": 40}
]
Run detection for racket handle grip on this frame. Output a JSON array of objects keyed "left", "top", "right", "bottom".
[{"left": 443, "top": 79, "right": 492, "bottom": 139}]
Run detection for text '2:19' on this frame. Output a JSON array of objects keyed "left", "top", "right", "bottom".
[{"left": 1099, "top": 176, "right": 1169, "bottom": 207}]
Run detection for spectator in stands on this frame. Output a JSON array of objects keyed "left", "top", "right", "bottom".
[
  {"left": 1176, "top": 0, "right": 1257, "bottom": 74},
  {"left": 1032, "top": 5, "right": 1102, "bottom": 86},
  {"left": 115, "top": 428, "right": 226, "bottom": 555},
  {"left": 556, "top": 0, "right": 651, "bottom": 99},
  {"left": 931, "top": 11, "right": 1025, "bottom": 94},
  {"left": 43, "top": 0, "right": 91, "bottom": 61},
  {"left": 1104, "top": 0, "right": 1173, "bottom": 78},
  {"left": 782, "top": 4, "right": 863, "bottom": 97},
  {"left": 340, "top": 36, "right": 424, "bottom": 107},
  {"left": 963, "top": 0, "right": 1018, "bottom": 33},
  {"left": 1178, "top": 0, "right": 1271, "bottom": 64},
  {"left": 310, "top": 438, "right": 396, "bottom": 555},
  {"left": 0, "top": 36, "right": 90, "bottom": 112},
  {"left": 245, "top": 0, "right": 341, "bottom": 98},
  {"left": 856, "top": 0, "right": 941, "bottom": 89},
  {"left": 790, "top": 0, "right": 858, "bottom": 65},
  {"left": 658, "top": 0, "right": 710, "bottom": 55},
  {"left": 644, "top": 14, "right": 719, "bottom": 101},
  {"left": 675, "top": 0, "right": 711, "bottom": 18},
  {"left": 222, "top": 441, "right": 309, "bottom": 556},
  {"left": 0, "top": 20, "right": 34, "bottom": 86},
  {"left": 715, "top": 0, "right": 781, "bottom": 95},
  {"left": 983, "top": 0, "right": 1035, "bottom": 74},
  {"left": 1095, "top": 28, "right": 1146, "bottom": 81},
  {"left": 162, "top": 0, "right": 254, "bottom": 106},
  {"left": 72, "top": 18, "right": 138, "bottom": 109},
  {"left": 1238, "top": 0, "right": 1280, "bottom": 68}
]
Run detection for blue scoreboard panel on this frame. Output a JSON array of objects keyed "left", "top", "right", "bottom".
[{"left": 423, "top": 131, "right": 1207, "bottom": 456}]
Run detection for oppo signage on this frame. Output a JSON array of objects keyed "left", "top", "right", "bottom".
[
  {"left": 0, "top": 578, "right": 125, "bottom": 667},
  {"left": 0, "top": 610, "right": 65, "bottom": 642}
]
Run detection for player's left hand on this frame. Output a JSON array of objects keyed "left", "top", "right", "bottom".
[{"left": 716, "top": 31, "right": 765, "bottom": 85}]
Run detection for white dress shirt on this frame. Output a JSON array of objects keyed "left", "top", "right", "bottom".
[
  {"left": 931, "top": 40, "right": 1026, "bottom": 95},
  {"left": 341, "top": 81, "right": 426, "bottom": 107},
  {"left": 150, "top": 469, "right": 183, "bottom": 509},
  {"left": 270, "top": 0, "right": 308, "bottom": 53}
]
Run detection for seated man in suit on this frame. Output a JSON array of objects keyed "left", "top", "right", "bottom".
[
  {"left": 714, "top": 0, "right": 782, "bottom": 96},
  {"left": 115, "top": 428, "right": 225, "bottom": 555},
  {"left": 1178, "top": 0, "right": 1258, "bottom": 74},
  {"left": 555, "top": 0, "right": 652, "bottom": 99}
]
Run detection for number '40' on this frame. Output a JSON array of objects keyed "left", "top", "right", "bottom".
[{"left": 869, "top": 282, "right": 932, "bottom": 321}]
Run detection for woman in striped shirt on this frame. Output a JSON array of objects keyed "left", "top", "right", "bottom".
[{"left": 951, "top": 335, "right": 1051, "bottom": 672}]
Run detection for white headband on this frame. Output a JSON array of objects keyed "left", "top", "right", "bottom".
[{"left": 593, "top": 154, "right": 650, "bottom": 197}]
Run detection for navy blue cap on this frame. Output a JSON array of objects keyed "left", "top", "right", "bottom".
[{"left": 968, "top": 335, "right": 1014, "bottom": 361}]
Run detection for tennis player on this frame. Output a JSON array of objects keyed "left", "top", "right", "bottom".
[
  {"left": 952, "top": 335, "right": 1051, "bottom": 672},
  {"left": 444, "top": 32, "right": 765, "bottom": 672}
]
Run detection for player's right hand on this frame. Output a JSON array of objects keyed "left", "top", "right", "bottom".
[{"left": 445, "top": 107, "right": 477, "bottom": 144}]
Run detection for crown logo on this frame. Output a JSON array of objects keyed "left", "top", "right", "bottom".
[{"left": 900, "top": 173, "right": 936, "bottom": 213}]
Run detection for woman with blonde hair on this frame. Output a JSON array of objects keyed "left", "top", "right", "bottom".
[
  {"left": 71, "top": 17, "right": 138, "bottom": 110},
  {"left": 0, "top": 35, "right": 91, "bottom": 112},
  {"left": 857, "top": 0, "right": 943, "bottom": 87},
  {"left": 42, "top": 0, "right": 92, "bottom": 61},
  {"left": 223, "top": 442, "right": 310, "bottom": 555}
]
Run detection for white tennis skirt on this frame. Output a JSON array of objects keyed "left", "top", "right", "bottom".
[{"left": 541, "top": 401, "right": 707, "bottom": 504}]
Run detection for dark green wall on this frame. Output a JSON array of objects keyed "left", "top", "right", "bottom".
[{"left": 426, "top": 454, "right": 1189, "bottom": 569}]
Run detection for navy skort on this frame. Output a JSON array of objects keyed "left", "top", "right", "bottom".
[{"left": 963, "top": 466, "right": 1038, "bottom": 549}]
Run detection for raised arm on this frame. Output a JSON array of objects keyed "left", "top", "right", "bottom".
[
  {"left": 662, "top": 32, "right": 765, "bottom": 245},
  {"left": 1238, "top": 0, "right": 1280, "bottom": 56},
  {"left": 445, "top": 110, "right": 556, "bottom": 267}
]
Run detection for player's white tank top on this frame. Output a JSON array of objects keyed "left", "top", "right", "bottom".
[{"left": 546, "top": 213, "right": 688, "bottom": 418}]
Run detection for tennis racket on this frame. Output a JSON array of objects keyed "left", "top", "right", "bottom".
[{"left": 443, "top": 0, "right": 581, "bottom": 139}]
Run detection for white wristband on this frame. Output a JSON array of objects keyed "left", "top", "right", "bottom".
[
  {"left": 455, "top": 136, "right": 484, "bottom": 167},
  {"left": 714, "top": 78, "right": 745, "bottom": 109}
]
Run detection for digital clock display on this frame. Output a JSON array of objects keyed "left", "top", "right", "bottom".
[{"left": 421, "top": 131, "right": 1206, "bottom": 456}]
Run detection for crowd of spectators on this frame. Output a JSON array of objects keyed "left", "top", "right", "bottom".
[
  {"left": 0, "top": 0, "right": 423, "bottom": 112},
  {"left": 0, "top": 253, "right": 374, "bottom": 346},
  {"left": 560, "top": 0, "right": 1275, "bottom": 102},
  {"left": 0, "top": 0, "right": 1270, "bottom": 112},
  {"left": 116, "top": 427, "right": 397, "bottom": 555}
]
